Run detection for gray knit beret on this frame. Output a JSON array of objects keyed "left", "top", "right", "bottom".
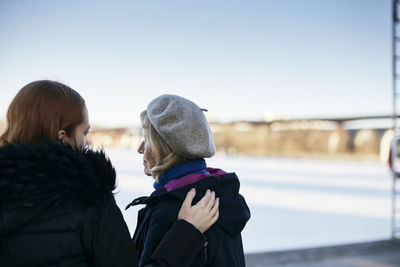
[{"left": 142, "top": 94, "right": 216, "bottom": 159}]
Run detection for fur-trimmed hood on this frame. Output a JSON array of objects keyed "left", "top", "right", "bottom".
[{"left": 0, "top": 142, "right": 116, "bottom": 208}]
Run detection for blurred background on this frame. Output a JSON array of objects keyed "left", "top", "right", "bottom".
[{"left": 0, "top": 0, "right": 396, "bottom": 254}]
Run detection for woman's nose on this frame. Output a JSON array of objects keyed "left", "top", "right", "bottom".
[{"left": 138, "top": 141, "right": 144, "bottom": 154}]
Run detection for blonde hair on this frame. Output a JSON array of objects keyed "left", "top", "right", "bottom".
[{"left": 140, "top": 111, "right": 187, "bottom": 181}]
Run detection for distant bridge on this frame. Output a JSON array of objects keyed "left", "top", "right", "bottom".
[{"left": 269, "top": 115, "right": 396, "bottom": 124}]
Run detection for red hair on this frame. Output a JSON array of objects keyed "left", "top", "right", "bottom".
[{"left": 0, "top": 80, "right": 85, "bottom": 145}]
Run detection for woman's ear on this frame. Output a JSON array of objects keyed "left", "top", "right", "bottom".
[{"left": 57, "top": 130, "right": 66, "bottom": 142}]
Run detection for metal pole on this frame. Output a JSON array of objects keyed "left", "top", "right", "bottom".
[
  {"left": 391, "top": 143, "right": 396, "bottom": 240},
  {"left": 392, "top": 0, "right": 398, "bottom": 241}
]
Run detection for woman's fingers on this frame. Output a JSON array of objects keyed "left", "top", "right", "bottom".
[
  {"left": 209, "top": 197, "right": 219, "bottom": 218},
  {"left": 177, "top": 189, "right": 220, "bottom": 233},
  {"left": 197, "top": 189, "right": 211, "bottom": 206},
  {"left": 210, "top": 209, "right": 219, "bottom": 225},
  {"left": 205, "top": 191, "right": 216, "bottom": 211},
  {"left": 182, "top": 188, "right": 196, "bottom": 210}
]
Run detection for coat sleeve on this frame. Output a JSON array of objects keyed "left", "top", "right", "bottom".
[
  {"left": 86, "top": 198, "right": 205, "bottom": 267},
  {"left": 84, "top": 195, "right": 139, "bottom": 267},
  {"left": 145, "top": 220, "right": 205, "bottom": 267},
  {"left": 137, "top": 206, "right": 176, "bottom": 267}
]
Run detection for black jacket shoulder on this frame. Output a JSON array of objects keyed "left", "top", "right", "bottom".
[
  {"left": 130, "top": 173, "right": 250, "bottom": 267},
  {"left": 0, "top": 143, "right": 136, "bottom": 267}
]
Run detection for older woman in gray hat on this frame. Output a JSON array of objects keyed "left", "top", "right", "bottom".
[{"left": 126, "top": 94, "right": 250, "bottom": 267}]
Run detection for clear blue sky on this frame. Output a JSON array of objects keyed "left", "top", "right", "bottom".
[{"left": 0, "top": 0, "right": 392, "bottom": 127}]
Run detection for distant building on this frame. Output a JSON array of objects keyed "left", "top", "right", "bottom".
[{"left": 210, "top": 117, "right": 393, "bottom": 162}]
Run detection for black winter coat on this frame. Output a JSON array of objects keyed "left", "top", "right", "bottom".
[
  {"left": 0, "top": 143, "right": 205, "bottom": 267},
  {"left": 128, "top": 173, "right": 250, "bottom": 267}
]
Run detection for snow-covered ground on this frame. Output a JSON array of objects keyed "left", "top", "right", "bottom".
[{"left": 105, "top": 148, "right": 393, "bottom": 254}]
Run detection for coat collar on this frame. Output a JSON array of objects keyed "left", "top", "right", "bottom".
[{"left": 0, "top": 142, "right": 116, "bottom": 207}]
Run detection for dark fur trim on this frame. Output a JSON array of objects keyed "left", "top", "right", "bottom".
[{"left": 0, "top": 142, "right": 116, "bottom": 207}]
